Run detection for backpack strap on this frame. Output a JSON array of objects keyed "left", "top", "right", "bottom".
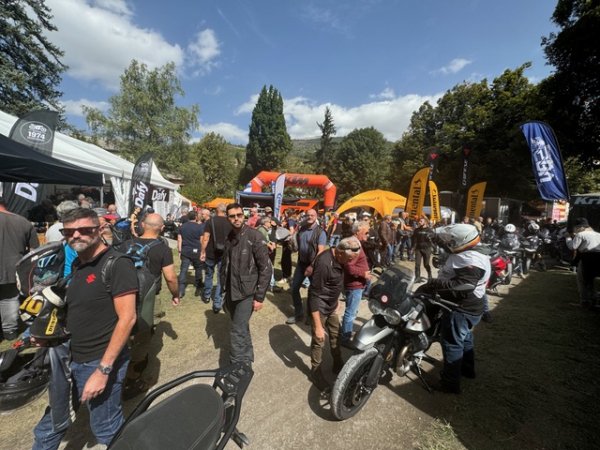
[{"left": 101, "top": 253, "right": 130, "bottom": 293}]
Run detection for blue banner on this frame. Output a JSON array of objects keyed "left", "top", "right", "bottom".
[{"left": 520, "top": 121, "right": 569, "bottom": 201}]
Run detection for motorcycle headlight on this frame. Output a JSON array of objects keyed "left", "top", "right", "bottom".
[
  {"left": 383, "top": 308, "right": 402, "bottom": 325},
  {"left": 368, "top": 299, "right": 385, "bottom": 315}
]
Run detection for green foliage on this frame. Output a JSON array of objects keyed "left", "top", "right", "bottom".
[
  {"left": 540, "top": 0, "right": 600, "bottom": 164},
  {"left": 84, "top": 60, "right": 199, "bottom": 174},
  {"left": 330, "top": 127, "right": 392, "bottom": 202},
  {"left": 563, "top": 156, "right": 600, "bottom": 194},
  {"left": 244, "top": 85, "right": 292, "bottom": 182},
  {"left": 315, "top": 106, "right": 337, "bottom": 174},
  {"left": 0, "top": 0, "right": 66, "bottom": 118}
]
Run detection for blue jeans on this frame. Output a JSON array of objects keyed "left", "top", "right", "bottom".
[
  {"left": 341, "top": 288, "right": 364, "bottom": 340},
  {"left": 204, "top": 258, "right": 222, "bottom": 308},
  {"left": 329, "top": 235, "right": 341, "bottom": 248},
  {"left": 178, "top": 254, "right": 204, "bottom": 297},
  {"left": 440, "top": 310, "right": 481, "bottom": 387},
  {"left": 0, "top": 283, "right": 20, "bottom": 336},
  {"left": 386, "top": 243, "right": 395, "bottom": 264},
  {"left": 32, "top": 351, "right": 129, "bottom": 449},
  {"left": 291, "top": 261, "right": 310, "bottom": 317}
]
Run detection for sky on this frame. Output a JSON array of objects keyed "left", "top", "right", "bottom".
[{"left": 45, "top": 0, "right": 559, "bottom": 145}]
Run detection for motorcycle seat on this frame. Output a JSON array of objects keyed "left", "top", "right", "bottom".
[{"left": 110, "top": 383, "right": 225, "bottom": 450}]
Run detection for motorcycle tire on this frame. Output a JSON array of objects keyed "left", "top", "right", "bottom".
[
  {"left": 523, "top": 257, "right": 531, "bottom": 275},
  {"left": 331, "top": 347, "right": 380, "bottom": 421},
  {"left": 503, "top": 262, "right": 513, "bottom": 285}
]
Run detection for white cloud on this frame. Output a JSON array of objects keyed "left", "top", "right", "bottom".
[
  {"left": 46, "top": 0, "right": 184, "bottom": 90},
  {"left": 433, "top": 58, "right": 472, "bottom": 75},
  {"left": 198, "top": 122, "right": 247, "bottom": 144},
  {"left": 229, "top": 91, "right": 442, "bottom": 144},
  {"left": 370, "top": 87, "right": 396, "bottom": 100},
  {"left": 60, "top": 98, "right": 110, "bottom": 116},
  {"left": 186, "top": 29, "right": 221, "bottom": 75}
]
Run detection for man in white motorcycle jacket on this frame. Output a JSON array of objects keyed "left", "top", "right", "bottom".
[{"left": 419, "top": 224, "right": 491, "bottom": 394}]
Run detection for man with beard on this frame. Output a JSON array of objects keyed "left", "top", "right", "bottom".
[
  {"left": 220, "top": 203, "right": 271, "bottom": 365},
  {"left": 32, "top": 208, "right": 137, "bottom": 448}
]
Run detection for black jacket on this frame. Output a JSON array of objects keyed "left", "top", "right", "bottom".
[{"left": 220, "top": 225, "right": 272, "bottom": 302}]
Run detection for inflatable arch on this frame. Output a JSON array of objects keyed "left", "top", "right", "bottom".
[{"left": 250, "top": 171, "right": 337, "bottom": 210}]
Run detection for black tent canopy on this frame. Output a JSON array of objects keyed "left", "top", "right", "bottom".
[{"left": 0, "top": 133, "right": 103, "bottom": 186}]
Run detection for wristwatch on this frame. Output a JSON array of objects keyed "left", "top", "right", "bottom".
[{"left": 97, "top": 364, "right": 113, "bottom": 375}]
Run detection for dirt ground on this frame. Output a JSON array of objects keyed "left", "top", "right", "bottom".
[{"left": 1, "top": 256, "right": 598, "bottom": 450}]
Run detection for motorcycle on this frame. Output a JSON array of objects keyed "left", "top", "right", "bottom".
[
  {"left": 520, "top": 234, "right": 546, "bottom": 273},
  {"left": 109, "top": 363, "right": 253, "bottom": 450},
  {"left": 498, "top": 233, "right": 524, "bottom": 277},
  {"left": 330, "top": 266, "right": 472, "bottom": 421}
]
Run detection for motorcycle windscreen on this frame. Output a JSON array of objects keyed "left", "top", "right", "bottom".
[{"left": 368, "top": 266, "right": 415, "bottom": 315}]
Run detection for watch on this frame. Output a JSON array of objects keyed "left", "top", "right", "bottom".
[{"left": 97, "top": 364, "right": 113, "bottom": 375}]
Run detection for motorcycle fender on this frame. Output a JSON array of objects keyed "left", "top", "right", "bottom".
[{"left": 353, "top": 318, "right": 394, "bottom": 352}]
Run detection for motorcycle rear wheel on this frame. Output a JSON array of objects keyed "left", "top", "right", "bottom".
[{"left": 331, "top": 347, "right": 380, "bottom": 421}]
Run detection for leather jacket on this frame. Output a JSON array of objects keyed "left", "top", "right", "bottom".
[{"left": 220, "top": 225, "right": 272, "bottom": 302}]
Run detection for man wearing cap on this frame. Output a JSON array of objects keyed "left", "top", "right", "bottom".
[
  {"left": 308, "top": 237, "right": 360, "bottom": 390},
  {"left": 0, "top": 196, "right": 39, "bottom": 341},
  {"left": 567, "top": 218, "right": 600, "bottom": 308}
]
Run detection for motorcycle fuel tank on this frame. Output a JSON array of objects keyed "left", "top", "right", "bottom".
[{"left": 353, "top": 317, "right": 394, "bottom": 351}]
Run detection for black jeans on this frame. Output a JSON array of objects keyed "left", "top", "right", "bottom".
[
  {"left": 225, "top": 295, "right": 255, "bottom": 364},
  {"left": 414, "top": 247, "right": 432, "bottom": 279}
]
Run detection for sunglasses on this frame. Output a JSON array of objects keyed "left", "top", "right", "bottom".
[
  {"left": 346, "top": 247, "right": 361, "bottom": 252},
  {"left": 228, "top": 213, "right": 245, "bottom": 219},
  {"left": 60, "top": 226, "right": 98, "bottom": 237}
]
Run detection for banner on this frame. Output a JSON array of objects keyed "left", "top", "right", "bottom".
[
  {"left": 458, "top": 146, "right": 471, "bottom": 192},
  {"left": 405, "top": 167, "right": 430, "bottom": 218},
  {"left": 273, "top": 173, "right": 285, "bottom": 219},
  {"left": 129, "top": 153, "right": 154, "bottom": 215},
  {"left": 150, "top": 186, "right": 169, "bottom": 203},
  {"left": 520, "top": 121, "right": 569, "bottom": 201},
  {"left": 3, "top": 110, "right": 59, "bottom": 217},
  {"left": 465, "top": 182, "right": 487, "bottom": 219},
  {"left": 428, "top": 180, "right": 441, "bottom": 223},
  {"left": 427, "top": 147, "right": 441, "bottom": 182}
]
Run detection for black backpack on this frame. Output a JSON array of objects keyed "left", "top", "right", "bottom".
[{"left": 101, "top": 239, "right": 164, "bottom": 334}]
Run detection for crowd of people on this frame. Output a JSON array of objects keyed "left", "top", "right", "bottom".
[{"left": 1, "top": 192, "right": 599, "bottom": 448}]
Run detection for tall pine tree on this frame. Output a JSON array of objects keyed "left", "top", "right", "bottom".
[
  {"left": 0, "top": 0, "right": 66, "bottom": 117},
  {"left": 244, "top": 85, "right": 292, "bottom": 181},
  {"left": 315, "top": 106, "right": 337, "bottom": 174}
]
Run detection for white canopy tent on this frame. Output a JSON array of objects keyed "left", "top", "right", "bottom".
[{"left": 0, "top": 110, "right": 179, "bottom": 217}]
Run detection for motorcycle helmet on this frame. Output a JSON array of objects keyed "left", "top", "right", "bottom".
[
  {"left": 434, "top": 224, "right": 480, "bottom": 254},
  {"left": 527, "top": 222, "right": 540, "bottom": 233},
  {"left": 0, "top": 348, "right": 50, "bottom": 412},
  {"left": 20, "top": 285, "right": 70, "bottom": 342},
  {"left": 504, "top": 223, "right": 516, "bottom": 233}
]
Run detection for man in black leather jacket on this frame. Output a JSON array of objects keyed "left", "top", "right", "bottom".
[{"left": 220, "top": 203, "right": 272, "bottom": 365}]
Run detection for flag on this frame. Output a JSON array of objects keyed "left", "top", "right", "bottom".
[
  {"left": 465, "top": 182, "right": 487, "bottom": 219},
  {"left": 273, "top": 173, "right": 285, "bottom": 219},
  {"left": 429, "top": 180, "right": 441, "bottom": 223},
  {"left": 129, "top": 153, "right": 154, "bottom": 215},
  {"left": 520, "top": 121, "right": 569, "bottom": 201},
  {"left": 405, "top": 167, "right": 430, "bottom": 218},
  {"left": 427, "top": 147, "right": 441, "bottom": 182},
  {"left": 3, "top": 110, "right": 59, "bottom": 217}
]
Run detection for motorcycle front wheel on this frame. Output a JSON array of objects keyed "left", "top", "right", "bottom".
[
  {"left": 523, "top": 256, "right": 532, "bottom": 274},
  {"left": 331, "top": 347, "right": 380, "bottom": 421},
  {"left": 503, "top": 262, "right": 513, "bottom": 285}
]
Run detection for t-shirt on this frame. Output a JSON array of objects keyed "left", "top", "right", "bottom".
[
  {"left": 571, "top": 229, "right": 600, "bottom": 252},
  {"left": 0, "top": 211, "right": 39, "bottom": 284},
  {"left": 204, "top": 216, "right": 232, "bottom": 260},
  {"left": 66, "top": 247, "right": 138, "bottom": 363},
  {"left": 45, "top": 222, "right": 64, "bottom": 243},
  {"left": 132, "top": 237, "right": 173, "bottom": 293},
  {"left": 179, "top": 221, "right": 205, "bottom": 258}
]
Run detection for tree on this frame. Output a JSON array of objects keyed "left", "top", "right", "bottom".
[
  {"left": 0, "top": 0, "right": 66, "bottom": 117},
  {"left": 330, "top": 127, "right": 391, "bottom": 202},
  {"left": 315, "top": 107, "right": 337, "bottom": 174},
  {"left": 243, "top": 85, "right": 292, "bottom": 182},
  {"left": 84, "top": 60, "right": 199, "bottom": 173},
  {"left": 540, "top": 0, "right": 600, "bottom": 165}
]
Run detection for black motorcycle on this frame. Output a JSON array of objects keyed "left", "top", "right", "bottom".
[
  {"left": 109, "top": 363, "right": 253, "bottom": 450},
  {"left": 330, "top": 266, "right": 470, "bottom": 421}
]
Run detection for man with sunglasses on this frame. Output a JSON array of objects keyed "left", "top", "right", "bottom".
[
  {"left": 220, "top": 203, "right": 271, "bottom": 366},
  {"left": 32, "top": 208, "right": 137, "bottom": 449}
]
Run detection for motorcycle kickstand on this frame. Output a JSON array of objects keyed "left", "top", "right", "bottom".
[
  {"left": 231, "top": 428, "right": 250, "bottom": 448},
  {"left": 412, "top": 363, "right": 433, "bottom": 393}
]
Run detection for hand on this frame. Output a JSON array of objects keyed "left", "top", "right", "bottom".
[
  {"left": 253, "top": 300, "right": 263, "bottom": 312},
  {"left": 30, "top": 337, "right": 49, "bottom": 347},
  {"left": 171, "top": 296, "right": 180, "bottom": 306},
  {"left": 81, "top": 370, "right": 108, "bottom": 402},
  {"left": 314, "top": 326, "right": 325, "bottom": 342},
  {"left": 304, "top": 265, "right": 314, "bottom": 277},
  {"left": 200, "top": 252, "right": 206, "bottom": 262}
]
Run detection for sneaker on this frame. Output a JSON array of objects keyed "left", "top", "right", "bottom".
[
  {"left": 269, "top": 286, "right": 283, "bottom": 293},
  {"left": 2, "top": 331, "right": 18, "bottom": 341},
  {"left": 285, "top": 315, "right": 303, "bottom": 325},
  {"left": 194, "top": 286, "right": 202, "bottom": 297},
  {"left": 212, "top": 306, "right": 221, "bottom": 314},
  {"left": 481, "top": 312, "right": 493, "bottom": 323},
  {"left": 201, "top": 296, "right": 211, "bottom": 304}
]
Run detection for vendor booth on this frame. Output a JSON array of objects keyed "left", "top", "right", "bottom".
[
  {"left": 336, "top": 189, "right": 407, "bottom": 217},
  {"left": 0, "top": 110, "right": 179, "bottom": 217}
]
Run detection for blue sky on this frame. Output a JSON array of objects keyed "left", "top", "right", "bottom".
[{"left": 47, "top": 0, "right": 558, "bottom": 144}]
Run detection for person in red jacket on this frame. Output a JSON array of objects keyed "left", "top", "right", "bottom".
[{"left": 340, "top": 236, "right": 370, "bottom": 345}]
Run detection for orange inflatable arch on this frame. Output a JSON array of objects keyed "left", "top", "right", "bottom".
[{"left": 250, "top": 171, "right": 337, "bottom": 210}]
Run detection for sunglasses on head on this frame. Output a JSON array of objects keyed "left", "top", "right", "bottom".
[
  {"left": 59, "top": 226, "right": 98, "bottom": 237},
  {"left": 228, "top": 213, "right": 245, "bottom": 219},
  {"left": 344, "top": 246, "right": 361, "bottom": 252}
]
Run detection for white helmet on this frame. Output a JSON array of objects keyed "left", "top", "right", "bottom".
[
  {"left": 504, "top": 223, "right": 516, "bottom": 233},
  {"left": 434, "top": 224, "right": 480, "bottom": 254},
  {"left": 528, "top": 222, "right": 540, "bottom": 233}
]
